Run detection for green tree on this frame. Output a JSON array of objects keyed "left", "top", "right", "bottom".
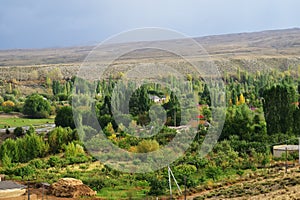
[
  {"left": 55, "top": 106, "right": 75, "bottom": 129},
  {"left": 262, "top": 84, "right": 296, "bottom": 134},
  {"left": 16, "top": 165, "right": 35, "bottom": 179},
  {"left": 48, "top": 127, "right": 73, "bottom": 153},
  {"left": 103, "top": 122, "right": 115, "bottom": 137},
  {"left": 163, "top": 92, "right": 181, "bottom": 126},
  {"left": 1, "top": 153, "right": 12, "bottom": 168},
  {"left": 64, "top": 142, "right": 85, "bottom": 158},
  {"left": 129, "top": 85, "right": 151, "bottom": 116},
  {"left": 148, "top": 176, "right": 167, "bottom": 196},
  {"left": 52, "top": 80, "right": 59, "bottom": 95},
  {"left": 46, "top": 76, "right": 52, "bottom": 88},
  {"left": 136, "top": 139, "right": 159, "bottom": 153},
  {"left": 2, "top": 100, "right": 15, "bottom": 113},
  {"left": 23, "top": 94, "right": 51, "bottom": 118},
  {"left": 205, "top": 165, "right": 223, "bottom": 181},
  {"left": 200, "top": 84, "right": 211, "bottom": 105}
]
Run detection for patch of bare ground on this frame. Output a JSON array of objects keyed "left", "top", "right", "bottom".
[{"left": 0, "top": 113, "right": 23, "bottom": 118}]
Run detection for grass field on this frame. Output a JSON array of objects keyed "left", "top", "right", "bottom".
[
  {"left": 0, "top": 117, "right": 54, "bottom": 128},
  {"left": 97, "top": 186, "right": 148, "bottom": 199}
]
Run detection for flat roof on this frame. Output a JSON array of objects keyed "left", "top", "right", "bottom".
[
  {"left": 0, "top": 181, "right": 25, "bottom": 190},
  {"left": 273, "top": 145, "right": 299, "bottom": 151}
]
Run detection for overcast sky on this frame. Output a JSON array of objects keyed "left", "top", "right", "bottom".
[{"left": 0, "top": 0, "right": 299, "bottom": 50}]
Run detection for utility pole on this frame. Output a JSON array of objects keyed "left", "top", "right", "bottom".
[
  {"left": 168, "top": 165, "right": 182, "bottom": 200},
  {"left": 168, "top": 167, "right": 172, "bottom": 200},
  {"left": 27, "top": 181, "right": 30, "bottom": 200},
  {"left": 184, "top": 176, "right": 187, "bottom": 200},
  {"left": 42, "top": 184, "right": 44, "bottom": 200}
]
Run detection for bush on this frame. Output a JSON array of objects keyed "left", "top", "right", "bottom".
[
  {"left": 57, "top": 93, "right": 69, "bottom": 101},
  {"left": 205, "top": 165, "right": 223, "bottom": 181},
  {"left": 3, "top": 94, "right": 16, "bottom": 103},
  {"left": 15, "top": 165, "right": 35, "bottom": 179},
  {"left": 29, "top": 159, "right": 47, "bottom": 169},
  {"left": 13, "top": 127, "right": 24, "bottom": 137},
  {"left": 136, "top": 140, "right": 159, "bottom": 153},
  {"left": 64, "top": 142, "right": 85, "bottom": 158},
  {"left": 67, "top": 154, "right": 91, "bottom": 165},
  {"left": 148, "top": 176, "right": 167, "bottom": 196},
  {"left": 47, "top": 156, "right": 61, "bottom": 167},
  {"left": 83, "top": 177, "right": 105, "bottom": 191}
]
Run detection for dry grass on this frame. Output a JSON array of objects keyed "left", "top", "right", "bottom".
[{"left": 183, "top": 165, "right": 300, "bottom": 200}]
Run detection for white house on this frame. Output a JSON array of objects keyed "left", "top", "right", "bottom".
[
  {"left": 273, "top": 145, "right": 299, "bottom": 158},
  {"left": 149, "top": 95, "right": 167, "bottom": 103}
]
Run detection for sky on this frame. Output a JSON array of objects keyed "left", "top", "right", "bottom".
[{"left": 0, "top": 0, "right": 300, "bottom": 50}]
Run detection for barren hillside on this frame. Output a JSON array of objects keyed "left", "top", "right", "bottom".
[{"left": 0, "top": 28, "right": 300, "bottom": 80}]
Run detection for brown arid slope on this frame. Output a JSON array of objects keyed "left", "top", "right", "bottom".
[
  {"left": 0, "top": 28, "right": 300, "bottom": 81},
  {"left": 178, "top": 164, "right": 300, "bottom": 200}
]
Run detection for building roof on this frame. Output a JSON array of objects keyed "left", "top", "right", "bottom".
[
  {"left": 273, "top": 145, "right": 299, "bottom": 151},
  {"left": 0, "top": 181, "right": 25, "bottom": 190}
]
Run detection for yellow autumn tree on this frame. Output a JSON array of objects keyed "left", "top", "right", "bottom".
[
  {"left": 2, "top": 100, "right": 15, "bottom": 113},
  {"left": 104, "top": 122, "right": 115, "bottom": 137},
  {"left": 238, "top": 94, "right": 246, "bottom": 105}
]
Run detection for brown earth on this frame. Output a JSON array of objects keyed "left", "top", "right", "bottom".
[{"left": 49, "top": 178, "right": 97, "bottom": 198}]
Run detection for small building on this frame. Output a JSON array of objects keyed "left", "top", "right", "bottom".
[
  {"left": 149, "top": 95, "right": 167, "bottom": 103},
  {"left": 273, "top": 145, "right": 299, "bottom": 158},
  {"left": 41, "top": 182, "right": 50, "bottom": 189},
  {"left": 149, "top": 95, "right": 161, "bottom": 103},
  {"left": 0, "top": 181, "right": 26, "bottom": 198}
]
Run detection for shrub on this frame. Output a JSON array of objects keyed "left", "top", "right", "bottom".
[
  {"left": 136, "top": 139, "right": 159, "bottom": 153},
  {"left": 67, "top": 154, "right": 90, "bottom": 165},
  {"left": 13, "top": 127, "right": 24, "bottom": 137},
  {"left": 64, "top": 142, "right": 85, "bottom": 158},
  {"left": 148, "top": 176, "right": 167, "bottom": 196},
  {"left": 29, "top": 159, "right": 47, "bottom": 169},
  {"left": 83, "top": 177, "right": 105, "bottom": 191},
  {"left": 57, "top": 93, "right": 69, "bottom": 101},
  {"left": 205, "top": 165, "right": 223, "bottom": 181},
  {"left": 3, "top": 94, "right": 16, "bottom": 103},
  {"left": 47, "top": 156, "right": 61, "bottom": 167}
]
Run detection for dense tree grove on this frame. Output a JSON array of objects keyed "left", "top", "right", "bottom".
[
  {"left": 262, "top": 83, "right": 297, "bottom": 135},
  {"left": 1, "top": 67, "right": 300, "bottom": 198}
]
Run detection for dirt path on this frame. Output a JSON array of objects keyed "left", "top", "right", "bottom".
[{"left": 0, "top": 113, "right": 22, "bottom": 118}]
